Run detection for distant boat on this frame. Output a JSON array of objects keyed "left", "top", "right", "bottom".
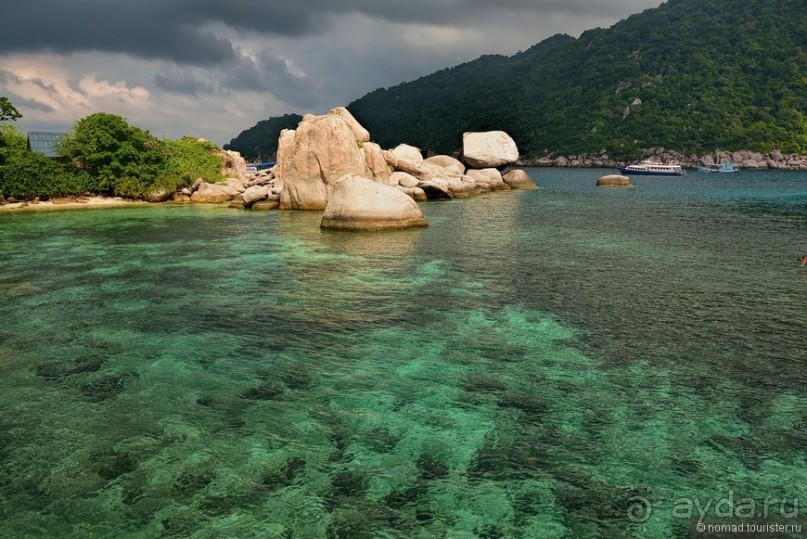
[
  {"left": 257, "top": 161, "right": 276, "bottom": 171},
  {"left": 698, "top": 163, "right": 739, "bottom": 173},
  {"left": 618, "top": 160, "right": 685, "bottom": 176}
]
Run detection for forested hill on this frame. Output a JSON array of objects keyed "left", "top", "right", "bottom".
[
  {"left": 224, "top": 114, "right": 302, "bottom": 161},
  {"left": 226, "top": 0, "right": 806, "bottom": 161}
]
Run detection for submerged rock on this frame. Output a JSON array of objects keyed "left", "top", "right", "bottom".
[
  {"left": 321, "top": 174, "right": 428, "bottom": 231},
  {"left": 251, "top": 200, "right": 280, "bottom": 211},
  {"left": 502, "top": 169, "right": 539, "bottom": 189}
]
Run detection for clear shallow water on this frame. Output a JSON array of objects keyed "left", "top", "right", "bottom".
[{"left": 0, "top": 169, "right": 805, "bottom": 538}]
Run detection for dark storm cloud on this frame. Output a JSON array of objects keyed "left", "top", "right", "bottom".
[
  {"left": 153, "top": 48, "right": 322, "bottom": 108},
  {"left": 2, "top": 1, "right": 655, "bottom": 64},
  {"left": 153, "top": 67, "right": 216, "bottom": 96}
]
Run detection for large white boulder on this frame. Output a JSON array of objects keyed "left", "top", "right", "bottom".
[
  {"left": 462, "top": 131, "right": 519, "bottom": 168},
  {"left": 391, "top": 144, "right": 424, "bottom": 165},
  {"left": 320, "top": 174, "right": 428, "bottom": 231},
  {"left": 277, "top": 112, "right": 373, "bottom": 210}
]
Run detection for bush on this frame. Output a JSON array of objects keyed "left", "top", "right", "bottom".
[
  {"left": 0, "top": 124, "right": 27, "bottom": 166},
  {"left": 156, "top": 137, "right": 223, "bottom": 192},
  {"left": 0, "top": 151, "right": 85, "bottom": 199}
]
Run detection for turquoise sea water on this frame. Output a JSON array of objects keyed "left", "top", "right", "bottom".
[{"left": 0, "top": 168, "right": 805, "bottom": 538}]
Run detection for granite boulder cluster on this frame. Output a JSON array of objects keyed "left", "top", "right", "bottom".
[{"left": 182, "top": 107, "right": 538, "bottom": 231}]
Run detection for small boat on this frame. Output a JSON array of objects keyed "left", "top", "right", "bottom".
[
  {"left": 618, "top": 160, "right": 685, "bottom": 176},
  {"left": 697, "top": 163, "right": 739, "bottom": 173}
]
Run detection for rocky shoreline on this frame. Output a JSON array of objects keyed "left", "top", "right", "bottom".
[
  {"left": 519, "top": 148, "right": 807, "bottom": 170},
  {"left": 1, "top": 108, "right": 539, "bottom": 230},
  {"left": 4, "top": 111, "right": 806, "bottom": 223}
]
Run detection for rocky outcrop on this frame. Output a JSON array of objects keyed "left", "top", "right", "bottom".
[
  {"left": 320, "top": 174, "right": 428, "bottom": 231},
  {"left": 502, "top": 169, "right": 539, "bottom": 190},
  {"left": 329, "top": 106, "right": 370, "bottom": 143},
  {"left": 519, "top": 147, "right": 807, "bottom": 170},
  {"left": 597, "top": 174, "right": 632, "bottom": 187},
  {"left": 217, "top": 149, "right": 248, "bottom": 180},
  {"left": 263, "top": 108, "right": 541, "bottom": 214},
  {"left": 277, "top": 111, "right": 379, "bottom": 210},
  {"left": 462, "top": 131, "right": 519, "bottom": 168}
]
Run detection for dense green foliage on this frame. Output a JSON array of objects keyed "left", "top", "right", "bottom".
[
  {"left": 0, "top": 151, "right": 85, "bottom": 199},
  {"left": 0, "top": 112, "right": 223, "bottom": 199},
  {"left": 223, "top": 113, "right": 303, "bottom": 160},
  {"left": 0, "top": 124, "right": 85, "bottom": 198},
  {"left": 349, "top": 0, "right": 806, "bottom": 159},
  {"left": 160, "top": 137, "right": 223, "bottom": 188},
  {"left": 0, "top": 124, "right": 27, "bottom": 165},
  {"left": 57, "top": 113, "right": 223, "bottom": 197},
  {"left": 0, "top": 97, "right": 22, "bottom": 122},
  {"left": 58, "top": 113, "right": 168, "bottom": 195},
  {"left": 229, "top": 0, "right": 806, "bottom": 160}
]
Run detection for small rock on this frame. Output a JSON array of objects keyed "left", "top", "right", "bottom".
[
  {"left": 251, "top": 200, "right": 280, "bottom": 211},
  {"left": 502, "top": 169, "right": 539, "bottom": 190},
  {"left": 597, "top": 174, "right": 633, "bottom": 187},
  {"left": 391, "top": 171, "right": 419, "bottom": 188},
  {"left": 171, "top": 193, "right": 191, "bottom": 203},
  {"left": 51, "top": 197, "right": 79, "bottom": 205}
]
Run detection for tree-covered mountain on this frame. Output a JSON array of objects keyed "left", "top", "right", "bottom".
[
  {"left": 224, "top": 114, "right": 302, "bottom": 161},
  {"left": 227, "top": 0, "right": 806, "bottom": 161}
]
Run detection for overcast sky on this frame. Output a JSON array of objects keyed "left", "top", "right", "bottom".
[{"left": 1, "top": 1, "right": 661, "bottom": 146}]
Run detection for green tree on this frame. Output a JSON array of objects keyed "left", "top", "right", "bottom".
[
  {"left": 57, "top": 112, "right": 169, "bottom": 195},
  {"left": 0, "top": 123, "right": 27, "bottom": 166},
  {"left": 0, "top": 97, "right": 22, "bottom": 122}
]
